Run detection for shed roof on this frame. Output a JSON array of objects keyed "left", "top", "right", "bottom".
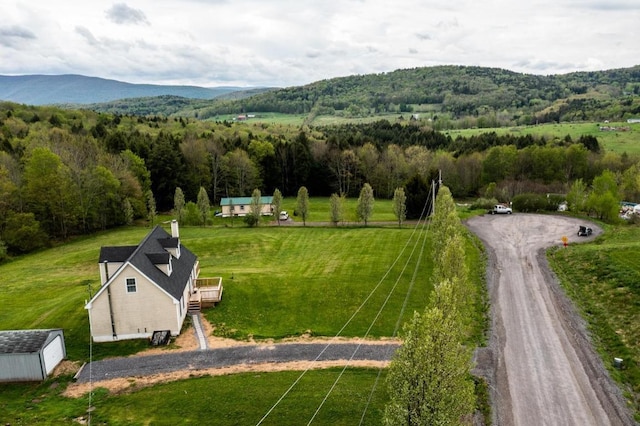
[{"left": 0, "top": 329, "right": 63, "bottom": 354}]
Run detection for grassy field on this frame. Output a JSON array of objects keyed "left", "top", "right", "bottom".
[
  {"left": 0, "top": 368, "right": 389, "bottom": 425},
  {"left": 445, "top": 122, "right": 640, "bottom": 155},
  {"left": 548, "top": 224, "right": 640, "bottom": 418},
  {"left": 210, "top": 113, "right": 640, "bottom": 155},
  {"left": 0, "top": 201, "right": 486, "bottom": 424}
]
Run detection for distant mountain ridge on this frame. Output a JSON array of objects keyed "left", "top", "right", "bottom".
[{"left": 0, "top": 74, "right": 258, "bottom": 105}]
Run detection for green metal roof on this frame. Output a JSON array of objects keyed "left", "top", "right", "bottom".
[{"left": 220, "top": 196, "right": 273, "bottom": 206}]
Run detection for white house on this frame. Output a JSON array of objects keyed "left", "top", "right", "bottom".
[
  {"left": 219, "top": 196, "right": 274, "bottom": 218},
  {"left": 85, "top": 221, "right": 222, "bottom": 342}
]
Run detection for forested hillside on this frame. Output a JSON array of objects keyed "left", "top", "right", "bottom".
[
  {"left": 86, "top": 65, "right": 640, "bottom": 127},
  {"left": 2, "top": 100, "right": 639, "bottom": 259}
]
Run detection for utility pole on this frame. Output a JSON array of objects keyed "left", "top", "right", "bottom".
[{"left": 431, "top": 169, "right": 442, "bottom": 217}]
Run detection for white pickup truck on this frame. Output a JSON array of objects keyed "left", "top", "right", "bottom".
[{"left": 490, "top": 204, "right": 512, "bottom": 215}]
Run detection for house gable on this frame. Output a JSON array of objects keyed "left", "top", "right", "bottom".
[
  {"left": 86, "top": 222, "right": 199, "bottom": 341},
  {"left": 92, "top": 225, "right": 197, "bottom": 302}
]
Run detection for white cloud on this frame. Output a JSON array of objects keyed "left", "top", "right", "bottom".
[{"left": 0, "top": 0, "right": 638, "bottom": 86}]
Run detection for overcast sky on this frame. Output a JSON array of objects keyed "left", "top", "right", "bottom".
[{"left": 1, "top": 1, "right": 639, "bottom": 88}]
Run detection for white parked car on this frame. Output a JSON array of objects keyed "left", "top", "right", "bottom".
[
  {"left": 490, "top": 204, "right": 512, "bottom": 215},
  {"left": 279, "top": 211, "right": 289, "bottom": 220}
]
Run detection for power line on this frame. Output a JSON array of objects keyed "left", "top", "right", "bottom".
[
  {"left": 359, "top": 185, "right": 435, "bottom": 424},
  {"left": 257, "top": 184, "right": 437, "bottom": 425},
  {"left": 311, "top": 213, "right": 432, "bottom": 425}
]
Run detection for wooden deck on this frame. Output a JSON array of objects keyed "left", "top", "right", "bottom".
[{"left": 188, "top": 277, "right": 223, "bottom": 313}]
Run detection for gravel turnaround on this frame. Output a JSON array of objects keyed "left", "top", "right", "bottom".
[
  {"left": 75, "top": 343, "right": 400, "bottom": 383},
  {"left": 466, "top": 214, "right": 635, "bottom": 426}
]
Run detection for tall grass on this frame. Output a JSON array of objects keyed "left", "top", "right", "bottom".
[{"left": 548, "top": 224, "right": 640, "bottom": 419}]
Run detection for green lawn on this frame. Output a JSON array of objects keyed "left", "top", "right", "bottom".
[
  {"left": 0, "top": 206, "right": 487, "bottom": 424},
  {"left": 445, "top": 122, "right": 640, "bottom": 154},
  {"left": 0, "top": 368, "right": 388, "bottom": 425}
]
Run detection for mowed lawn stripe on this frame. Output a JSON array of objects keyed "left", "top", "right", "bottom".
[{"left": 0, "top": 224, "right": 434, "bottom": 358}]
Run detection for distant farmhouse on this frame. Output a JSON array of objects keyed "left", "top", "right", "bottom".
[
  {"left": 220, "top": 196, "right": 274, "bottom": 218},
  {"left": 0, "top": 329, "right": 66, "bottom": 382},
  {"left": 85, "top": 221, "right": 222, "bottom": 342}
]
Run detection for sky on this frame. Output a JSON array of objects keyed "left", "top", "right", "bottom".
[{"left": 1, "top": 1, "right": 639, "bottom": 88}]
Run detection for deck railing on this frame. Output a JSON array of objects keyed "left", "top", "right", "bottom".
[{"left": 193, "top": 277, "right": 223, "bottom": 307}]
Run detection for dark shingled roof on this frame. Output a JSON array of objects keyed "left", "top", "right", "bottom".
[
  {"left": 0, "top": 330, "right": 60, "bottom": 354},
  {"left": 99, "top": 226, "right": 197, "bottom": 300},
  {"left": 99, "top": 246, "right": 137, "bottom": 263}
]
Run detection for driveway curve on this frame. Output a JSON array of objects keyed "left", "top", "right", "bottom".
[{"left": 466, "top": 214, "right": 634, "bottom": 426}]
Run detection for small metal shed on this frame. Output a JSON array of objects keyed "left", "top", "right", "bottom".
[{"left": 0, "top": 329, "right": 66, "bottom": 382}]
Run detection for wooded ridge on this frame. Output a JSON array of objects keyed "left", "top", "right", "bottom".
[
  {"left": 82, "top": 65, "right": 640, "bottom": 125},
  {"left": 2, "top": 65, "right": 639, "bottom": 126}
]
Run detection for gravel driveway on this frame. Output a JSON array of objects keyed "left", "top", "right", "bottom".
[
  {"left": 466, "top": 213, "right": 634, "bottom": 426},
  {"left": 75, "top": 342, "right": 399, "bottom": 383}
]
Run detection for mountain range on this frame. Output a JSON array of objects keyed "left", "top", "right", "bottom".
[
  {"left": 1, "top": 66, "right": 639, "bottom": 125},
  {"left": 0, "top": 74, "right": 262, "bottom": 105}
]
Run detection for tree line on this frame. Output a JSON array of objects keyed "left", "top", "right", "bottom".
[{"left": 2, "top": 102, "right": 640, "bottom": 258}]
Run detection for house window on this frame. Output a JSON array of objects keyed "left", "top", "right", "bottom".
[
  {"left": 126, "top": 278, "right": 137, "bottom": 293},
  {"left": 240, "top": 205, "right": 245, "bottom": 211}
]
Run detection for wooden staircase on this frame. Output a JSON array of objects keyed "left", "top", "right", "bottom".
[{"left": 188, "top": 292, "right": 201, "bottom": 313}]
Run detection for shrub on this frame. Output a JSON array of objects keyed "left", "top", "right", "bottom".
[
  {"left": 512, "top": 193, "right": 559, "bottom": 212},
  {"left": 183, "top": 202, "right": 201, "bottom": 226},
  {"left": 2, "top": 212, "right": 48, "bottom": 254},
  {"left": 470, "top": 197, "right": 498, "bottom": 210}
]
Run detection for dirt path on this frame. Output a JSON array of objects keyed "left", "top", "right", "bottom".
[{"left": 466, "top": 214, "right": 634, "bottom": 426}]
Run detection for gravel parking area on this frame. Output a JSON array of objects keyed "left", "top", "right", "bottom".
[{"left": 466, "top": 213, "right": 634, "bottom": 426}]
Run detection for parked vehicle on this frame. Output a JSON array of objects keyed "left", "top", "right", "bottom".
[
  {"left": 279, "top": 211, "right": 289, "bottom": 221},
  {"left": 577, "top": 225, "right": 593, "bottom": 236},
  {"left": 489, "top": 204, "right": 513, "bottom": 215}
]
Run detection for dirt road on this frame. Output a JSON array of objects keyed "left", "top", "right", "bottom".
[{"left": 466, "top": 214, "right": 634, "bottom": 426}]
